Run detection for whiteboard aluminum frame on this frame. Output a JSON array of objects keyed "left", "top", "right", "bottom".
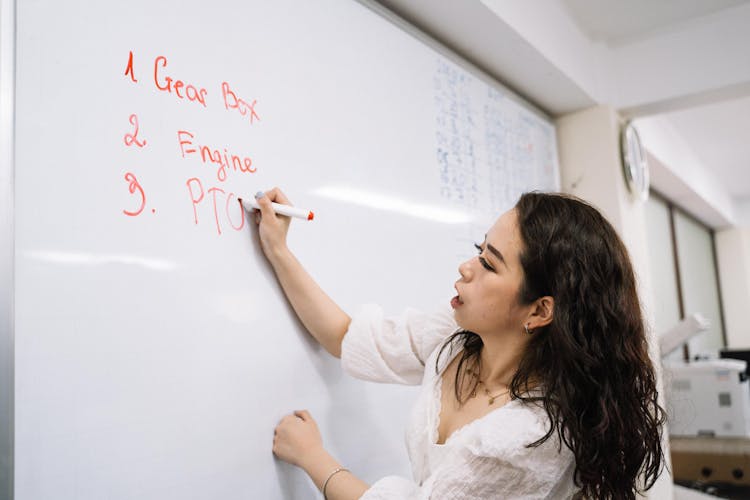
[{"left": 0, "top": 0, "right": 15, "bottom": 497}]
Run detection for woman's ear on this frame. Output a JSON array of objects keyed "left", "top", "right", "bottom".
[{"left": 527, "top": 296, "right": 554, "bottom": 329}]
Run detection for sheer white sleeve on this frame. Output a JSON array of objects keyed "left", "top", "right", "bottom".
[{"left": 340, "top": 303, "right": 457, "bottom": 385}]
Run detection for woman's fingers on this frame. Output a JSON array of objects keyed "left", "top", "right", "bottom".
[
  {"left": 253, "top": 188, "right": 293, "bottom": 254},
  {"left": 272, "top": 410, "right": 323, "bottom": 466},
  {"left": 254, "top": 187, "right": 293, "bottom": 225},
  {"left": 294, "top": 409, "right": 312, "bottom": 421},
  {"left": 264, "top": 186, "right": 292, "bottom": 206},
  {"left": 275, "top": 410, "right": 314, "bottom": 428},
  {"left": 255, "top": 191, "right": 276, "bottom": 218}
]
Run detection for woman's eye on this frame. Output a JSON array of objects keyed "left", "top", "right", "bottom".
[
  {"left": 478, "top": 256, "right": 494, "bottom": 271},
  {"left": 474, "top": 243, "right": 494, "bottom": 271}
]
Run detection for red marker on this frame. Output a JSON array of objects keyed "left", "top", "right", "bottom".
[{"left": 239, "top": 197, "right": 314, "bottom": 221}]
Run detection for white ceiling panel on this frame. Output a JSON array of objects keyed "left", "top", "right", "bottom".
[
  {"left": 562, "top": 0, "right": 750, "bottom": 45},
  {"left": 664, "top": 97, "right": 750, "bottom": 199}
]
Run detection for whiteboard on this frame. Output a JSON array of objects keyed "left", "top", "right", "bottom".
[{"left": 11, "top": 0, "right": 559, "bottom": 498}]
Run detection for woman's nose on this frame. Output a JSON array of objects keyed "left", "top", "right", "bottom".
[{"left": 458, "top": 259, "right": 473, "bottom": 281}]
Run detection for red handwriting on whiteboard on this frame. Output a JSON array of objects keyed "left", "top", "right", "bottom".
[
  {"left": 154, "top": 55, "right": 208, "bottom": 107},
  {"left": 123, "top": 114, "right": 147, "bottom": 147},
  {"left": 225, "top": 192, "right": 246, "bottom": 231},
  {"left": 178, "top": 130, "right": 256, "bottom": 182},
  {"left": 186, "top": 177, "right": 246, "bottom": 235},
  {"left": 125, "top": 51, "right": 138, "bottom": 83},
  {"left": 123, "top": 172, "right": 146, "bottom": 216},
  {"left": 221, "top": 81, "right": 260, "bottom": 124}
]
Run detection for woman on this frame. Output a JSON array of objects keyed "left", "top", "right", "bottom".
[{"left": 254, "top": 188, "right": 665, "bottom": 499}]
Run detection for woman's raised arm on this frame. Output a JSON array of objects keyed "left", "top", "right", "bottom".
[{"left": 253, "top": 188, "right": 350, "bottom": 358}]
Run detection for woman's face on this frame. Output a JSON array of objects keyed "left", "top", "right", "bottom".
[{"left": 451, "top": 209, "right": 530, "bottom": 337}]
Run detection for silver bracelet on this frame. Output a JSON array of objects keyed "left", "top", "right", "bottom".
[{"left": 322, "top": 467, "right": 350, "bottom": 499}]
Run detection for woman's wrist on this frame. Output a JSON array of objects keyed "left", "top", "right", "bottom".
[
  {"left": 298, "top": 446, "right": 370, "bottom": 499},
  {"left": 298, "top": 446, "right": 335, "bottom": 476},
  {"left": 266, "top": 244, "right": 292, "bottom": 267},
  {"left": 298, "top": 447, "right": 346, "bottom": 492}
]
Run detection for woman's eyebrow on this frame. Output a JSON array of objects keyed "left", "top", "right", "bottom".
[{"left": 483, "top": 234, "right": 508, "bottom": 269}]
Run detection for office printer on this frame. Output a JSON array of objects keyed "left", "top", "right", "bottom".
[{"left": 666, "top": 359, "right": 750, "bottom": 437}]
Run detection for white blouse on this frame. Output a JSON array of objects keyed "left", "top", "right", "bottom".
[{"left": 340, "top": 304, "right": 578, "bottom": 499}]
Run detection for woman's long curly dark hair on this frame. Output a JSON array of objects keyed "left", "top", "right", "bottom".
[{"left": 437, "top": 192, "right": 666, "bottom": 499}]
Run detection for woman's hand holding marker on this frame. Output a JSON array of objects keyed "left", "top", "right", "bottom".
[
  {"left": 241, "top": 197, "right": 314, "bottom": 221},
  {"left": 251, "top": 188, "right": 293, "bottom": 260}
]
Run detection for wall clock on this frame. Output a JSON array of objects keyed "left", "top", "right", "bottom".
[{"left": 620, "top": 122, "right": 650, "bottom": 202}]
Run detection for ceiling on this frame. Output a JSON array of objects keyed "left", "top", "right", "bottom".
[
  {"left": 373, "top": 0, "right": 750, "bottom": 226},
  {"left": 562, "top": 0, "right": 749, "bottom": 46},
  {"left": 564, "top": 0, "right": 750, "bottom": 206},
  {"left": 663, "top": 97, "right": 750, "bottom": 201}
]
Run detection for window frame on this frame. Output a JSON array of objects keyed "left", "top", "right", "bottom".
[{"left": 650, "top": 189, "right": 727, "bottom": 360}]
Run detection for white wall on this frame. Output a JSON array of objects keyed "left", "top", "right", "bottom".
[
  {"left": 737, "top": 199, "right": 750, "bottom": 227},
  {"left": 555, "top": 105, "right": 673, "bottom": 500}
]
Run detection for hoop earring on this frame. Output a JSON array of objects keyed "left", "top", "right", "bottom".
[{"left": 524, "top": 323, "right": 533, "bottom": 335}]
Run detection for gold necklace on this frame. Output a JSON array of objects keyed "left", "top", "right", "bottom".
[{"left": 469, "top": 369, "right": 510, "bottom": 406}]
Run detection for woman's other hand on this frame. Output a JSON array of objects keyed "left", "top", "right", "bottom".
[{"left": 272, "top": 410, "right": 324, "bottom": 467}]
